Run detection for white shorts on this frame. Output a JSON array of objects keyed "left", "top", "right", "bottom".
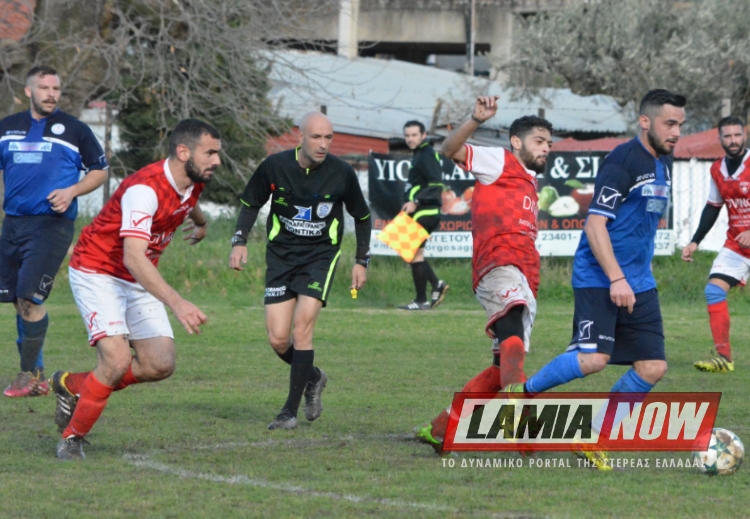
[
  {"left": 69, "top": 267, "right": 174, "bottom": 346},
  {"left": 710, "top": 247, "right": 750, "bottom": 286},
  {"left": 474, "top": 265, "right": 536, "bottom": 352}
]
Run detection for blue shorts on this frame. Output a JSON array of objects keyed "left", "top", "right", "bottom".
[
  {"left": 0, "top": 215, "right": 75, "bottom": 303},
  {"left": 566, "top": 288, "right": 665, "bottom": 364}
]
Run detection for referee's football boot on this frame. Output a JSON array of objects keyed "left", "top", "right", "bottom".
[
  {"left": 304, "top": 368, "right": 328, "bottom": 421},
  {"left": 3, "top": 370, "right": 50, "bottom": 398},
  {"left": 57, "top": 436, "right": 89, "bottom": 460},
  {"left": 398, "top": 300, "right": 431, "bottom": 311},
  {"left": 694, "top": 354, "right": 734, "bottom": 373},
  {"left": 572, "top": 447, "right": 614, "bottom": 471},
  {"left": 268, "top": 409, "right": 298, "bottom": 430},
  {"left": 49, "top": 371, "right": 79, "bottom": 432},
  {"left": 430, "top": 281, "right": 449, "bottom": 308}
]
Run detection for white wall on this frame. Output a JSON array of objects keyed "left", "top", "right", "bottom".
[{"left": 673, "top": 159, "right": 727, "bottom": 252}]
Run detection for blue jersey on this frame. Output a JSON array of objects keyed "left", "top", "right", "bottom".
[
  {"left": 0, "top": 109, "right": 108, "bottom": 220},
  {"left": 572, "top": 137, "right": 672, "bottom": 293}
]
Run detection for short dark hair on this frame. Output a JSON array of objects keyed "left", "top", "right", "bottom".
[
  {"left": 509, "top": 115, "right": 553, "bottom": 140},
  {"left": 639, "top": 89, "right": 687, "bottom": 118},
  {"left": 26, "top": 65, "right": 58, "bottom": 83},
  {"left": 404, "top": 120, "right": 426, "bottom": 134},
  {"left": 168, "top": 119, "right": 221, "bottom": 157},
  {"left": 718, "top": 115, "right": 745, "bottom": 132}
]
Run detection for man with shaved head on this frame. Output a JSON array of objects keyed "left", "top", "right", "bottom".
[{"left": 229, "top": 111, "right": 372, "bottom": 430}]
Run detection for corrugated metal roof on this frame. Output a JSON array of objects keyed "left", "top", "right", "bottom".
[
  {"left": 553, "top": 129, "right": 725, "bottom": 161},
  {"left": 675, "top": 128, "right": 724, "bottom": 160},
  {"left": 268, "top": 50, "right": 629, "bottom": 139}
]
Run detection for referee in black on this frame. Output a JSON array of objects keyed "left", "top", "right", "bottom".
[
  {"left": 398, "top": 120, "right": 448, "bottom": 311},
  {"left": 229, "top": 111, "right": 372, "bottom": 430}
]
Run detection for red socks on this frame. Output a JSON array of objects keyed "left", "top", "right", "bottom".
[
  {"left": 708, "top": 301, "right": 732, "bottom": 361},
  {"left": 113, "top": 363, "right": 140, "bottom": 391},
  {"left": 64, "top": 372, "right": 89, "bottom": 395},
  {"left": 431, "top": 365, "right": 503, "bottom": 440},
  {"left": 498, "top": 336, "right": 527, "bottom": 385},
  {"left": 64, "top": 362, "right": 140, "bottom": 395},
  {"left": 63, "top": 373, "right": 114, "bottom": 438}
]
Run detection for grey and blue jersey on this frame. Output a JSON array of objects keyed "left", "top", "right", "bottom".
[
  {"left": 572, "top": 137, "right": 672, "bottom": 293},
  {"left": 0, "top": 109, "right": 108, "bottom": 220}
]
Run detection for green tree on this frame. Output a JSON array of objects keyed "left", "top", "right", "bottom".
[
  {"left": 502, "top": 0, "right": 750, "bottom": 130},
  {"left": 1, "top": 0, "right": 334, "bottom": 203}
]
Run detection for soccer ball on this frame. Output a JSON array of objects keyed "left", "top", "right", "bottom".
[{"left": 693, "top": 428, "right": 744, "bottom": 476}]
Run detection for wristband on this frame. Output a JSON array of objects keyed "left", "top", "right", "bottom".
[
  {"left": 194, "top": 220, "right": 207, "bottom": 227},
  {"left": 356, "top": 258, "right": 370, "bottom": 268},
  {"left": 610, "top": 276, "right": 626, "bottom": 285},
  {"left": 231, "top": 234, "right": 247, "bottom": 247},
  {"left": 471, "top": 114, "right": 486, "bottom": 124}
]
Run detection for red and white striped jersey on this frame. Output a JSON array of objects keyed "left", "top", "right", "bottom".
[
  {"left": 456, "top": 144, "right": 540, "bottom": 294},
  {"left": 707, "top": 150, "right": 750, "bottom": 258},
  {"left": 70, "top": 160, "right": 203, "bottom": 282}
]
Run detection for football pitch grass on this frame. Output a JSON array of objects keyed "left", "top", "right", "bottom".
[
  {"left": 1, "top": 227, "right": 750, "bottom": 518},
  {"left": 2, "top": 298, "right": 750, "bottom": 518}
]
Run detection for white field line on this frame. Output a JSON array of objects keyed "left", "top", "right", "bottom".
[
  {"left": 123, "top": 452, "right": 454, "bottom": 513},
  {"left": 122, "top": 436, "right": 536, "bottom": 518}
]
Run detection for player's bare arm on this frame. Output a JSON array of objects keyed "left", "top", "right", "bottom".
[
  {"left": 441, "top": 96, "right": 500, "bottom": 163},
  {"left": 123, "top": 237, "right": 207, "bottom": 334},
  {"left": 681, "top": 242, "right": 698, "bottom": 261},
  {"left": 48, "top": 169, "right": 107, "bottom": 213},
  {"left": 584, "top": 214, "right": 635, "bottom": 313},
  {"left": 183, "top": 204, "right": 208, "bottom": 245}
]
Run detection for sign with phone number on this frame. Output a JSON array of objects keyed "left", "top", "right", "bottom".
[
  {"left": 536, "top": 230, "right": 675, "bottom": 256},
  {"left": 372, "top": 230, "right": 675, "bottom": 258}
]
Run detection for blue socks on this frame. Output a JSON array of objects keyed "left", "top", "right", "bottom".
[
  {"left": 610, "top": 368, "right": 653, "bottom": 393},
  {"left": 19, "top": 314, "right": 48, "bottom": 373},
  {"left": 16, "top": 313, "right": 44, "bottom": 372},
  {"left": 705, "top": 283, "right": 727, "bottom": 305},
  {"left": 525, "top": 350, "right": 584, "bottom": 393}
]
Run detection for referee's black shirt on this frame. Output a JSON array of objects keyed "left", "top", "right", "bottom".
[
  {"left": 404, "top": 142, "right": 444, "bottom": 207},
  {"left": 239, "top": 148, "right": 371, "bottom": 257}
]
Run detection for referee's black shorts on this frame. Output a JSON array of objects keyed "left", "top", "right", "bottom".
[
  {"left": 264, "top": 246, "right": 341, "bottom": 307},
  {"left": 411, "top": 207, "right": 440, "bottom": 249}
]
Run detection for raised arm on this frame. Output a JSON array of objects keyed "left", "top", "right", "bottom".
[{"left": 441, "top": 96, "right": 500, "bottom": 162}]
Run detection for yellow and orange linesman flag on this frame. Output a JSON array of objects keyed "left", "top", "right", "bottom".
[{"left": 377, "top": 212, "right": 430, "bottom": 263}]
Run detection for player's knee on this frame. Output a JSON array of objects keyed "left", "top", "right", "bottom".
[
  {"left": 267, "top": 333, "right": 291, "bottom": 353},
  {"left": 580, "top": 353, "right": 609, "bottom": 375},
  {"left": 150, "top": 357, "right": 176, "bottom": 380},
  {"left": 15, "top": 298, "right": 45, "bottom": 321},
  {"left": 637, "top": 360, "right": 667, "bottom": 384}
]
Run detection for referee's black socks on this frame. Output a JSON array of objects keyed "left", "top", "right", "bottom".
[{"left": 283, "top": 349, "right": 315, "bottom": 417}]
